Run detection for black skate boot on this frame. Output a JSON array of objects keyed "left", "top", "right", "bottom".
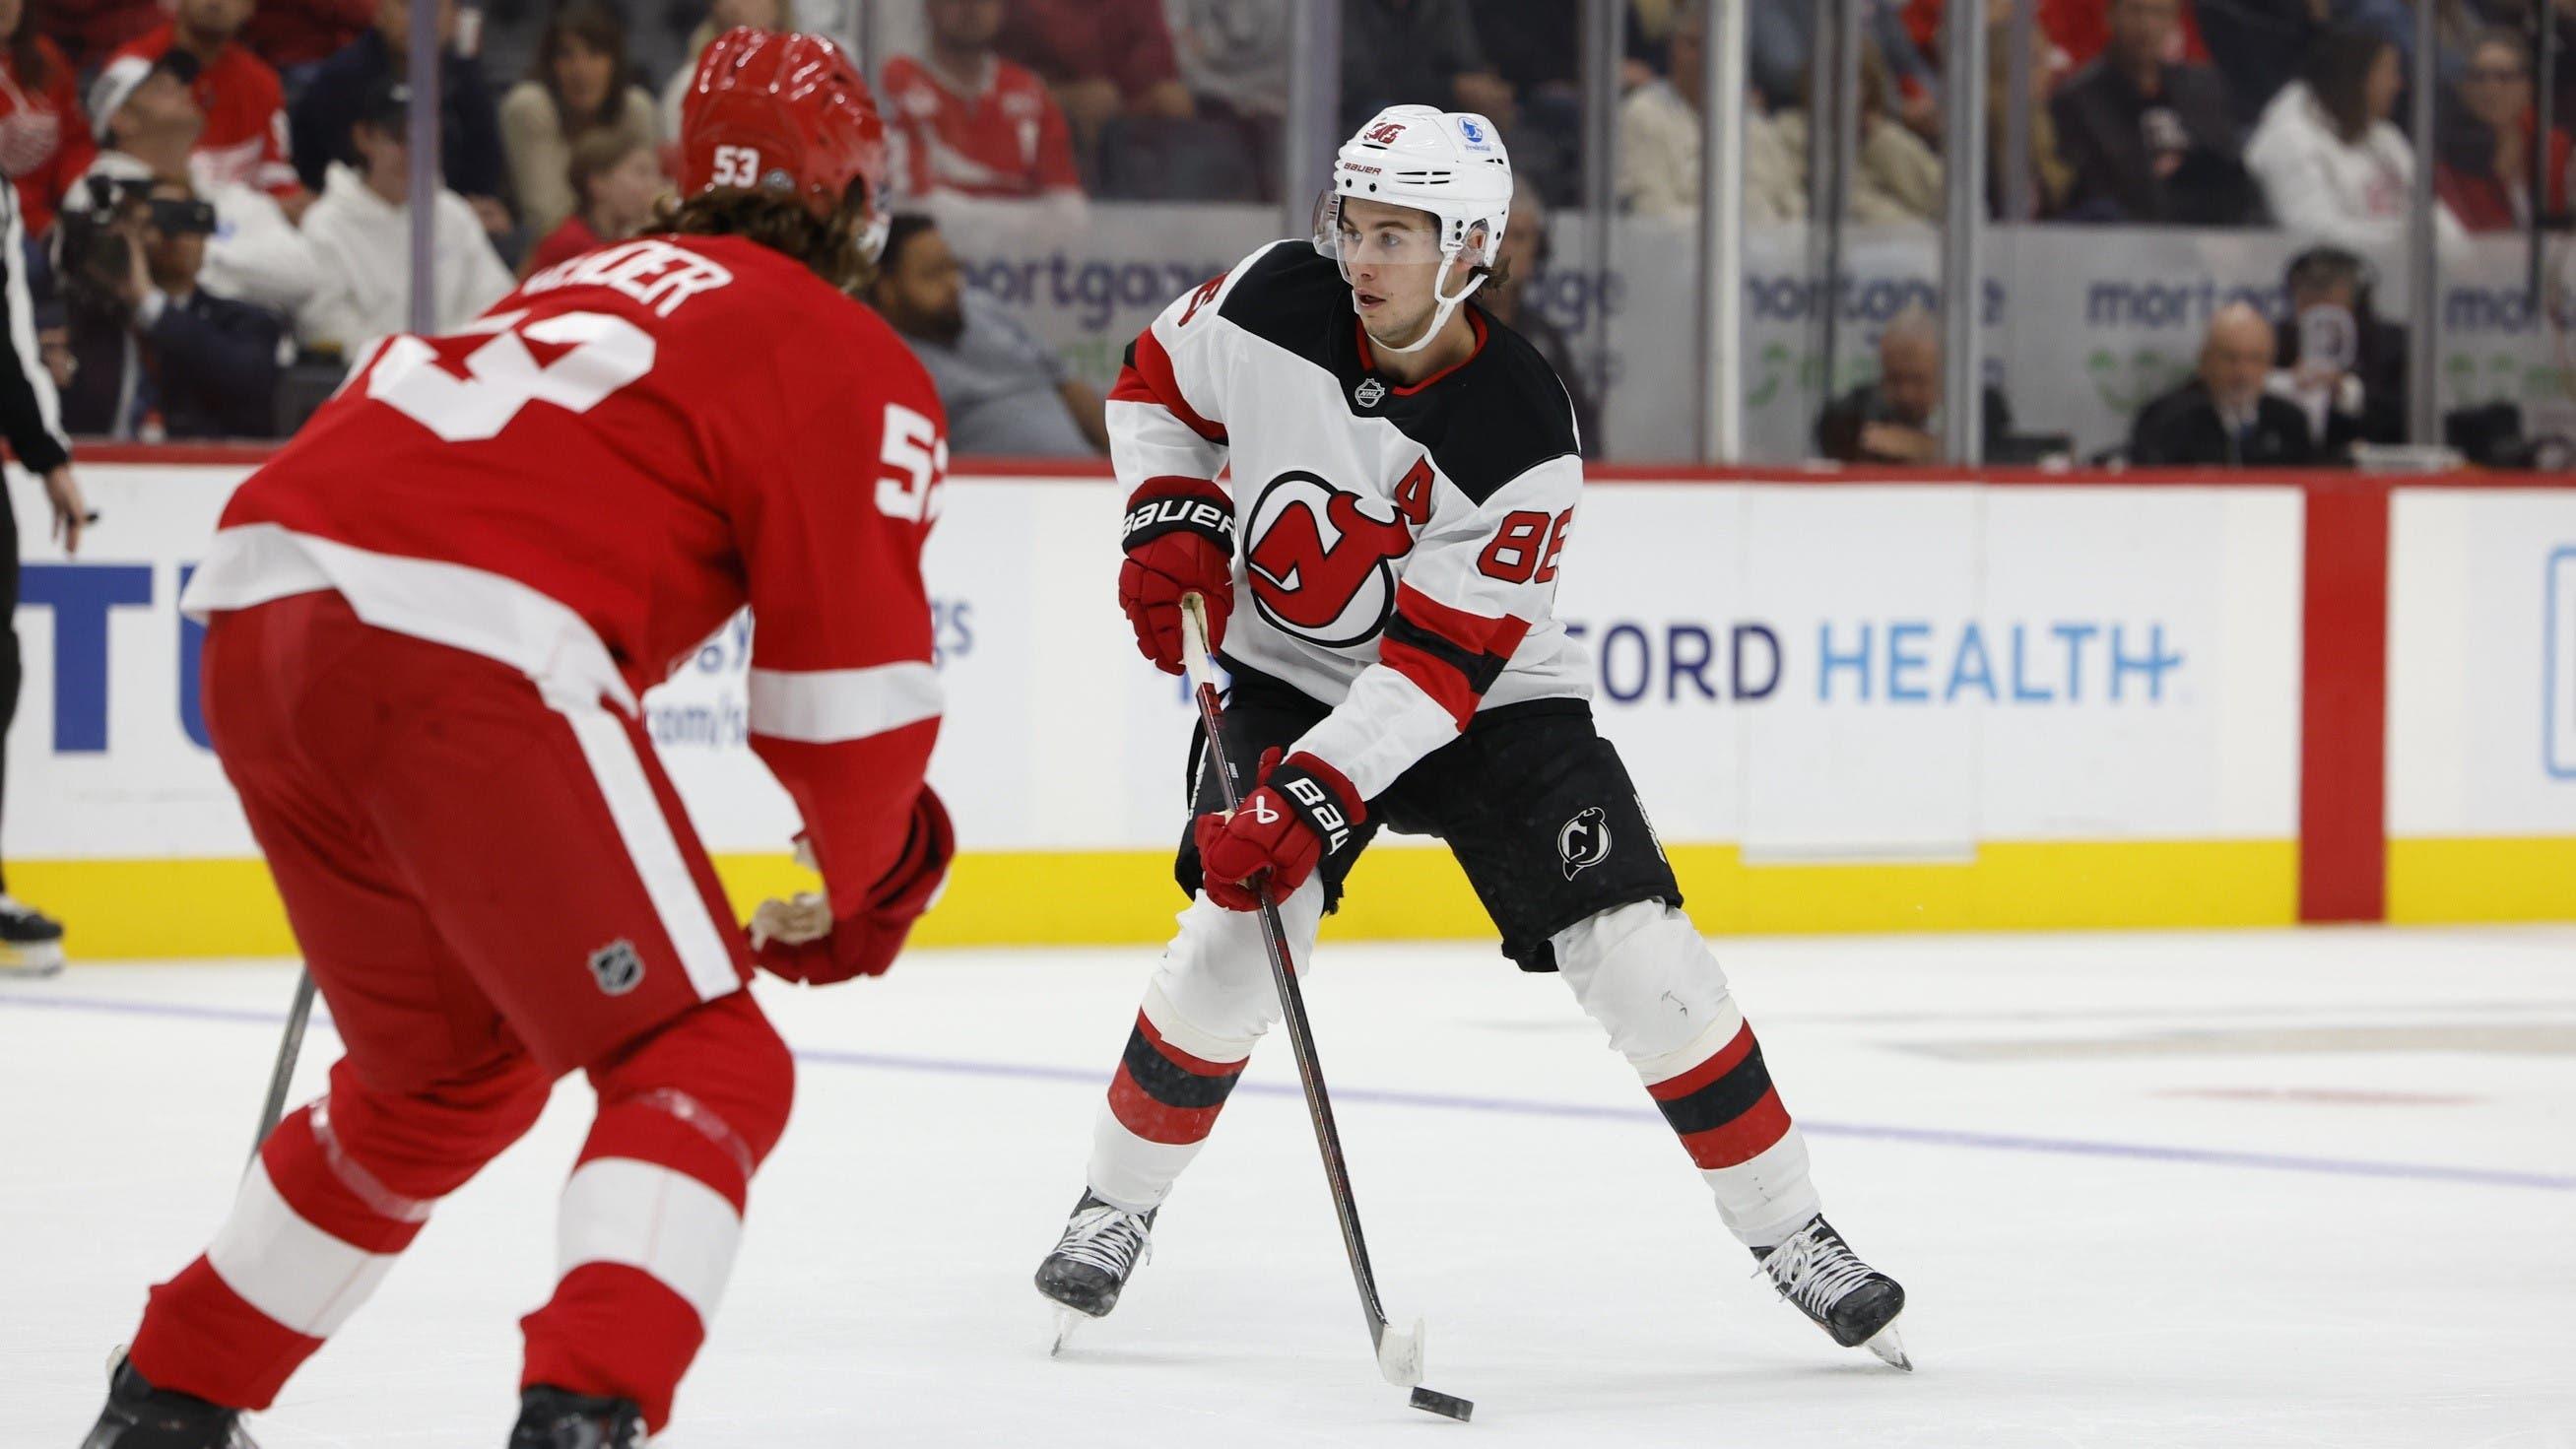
[
  {"left": 1752, "top": 1216, "right": 1911, "bottom": 1370},
  {"left": 0, "top": 893, "right": 64, "bottom": 976},
  {"left": 1034, "top": 1190, "right": 1156, "bottom": 1353},
  {"left": 81, "top": 1352, "right": 257, "bottom": 1448},
  {"left": 507, "top": 1387, "right": 643, "bottom": 1448}
]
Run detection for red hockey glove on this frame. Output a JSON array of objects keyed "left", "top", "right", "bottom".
[
  {"left": 755, "top": 788, "right": 955, "bottom": 984},
  {"left": 1120, "top": 476, "right": 1234, "bottom": 675},
  {"left": 1192, "top": 750, "right": 1363, "bottom": 910}
]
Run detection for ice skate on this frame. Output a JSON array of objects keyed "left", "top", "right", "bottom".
[
  {"left": 507, "top": 1386, "right": 644, "bottom": 1448},
  {"left": 1035, "top": 1191, "right": 1156, "bottom": 1353},
  {"left": 81, "top": 1350, "right": 257, "bottom": 1448},
  {"left": 1753, "top": 1216, "right": 1911, "bottom": 1370},
  {"left": 0, "top": 894, "right": 64, "bottom": 976}
]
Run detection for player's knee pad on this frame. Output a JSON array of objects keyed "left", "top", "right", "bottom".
[
  {"left": 1150, "top": 878, "right": 1325, "bottom": 1046},
  {"left": 316, "top": 1049, "right": 553, "bottom": 1200},
  {"left": 1551, "top": 899, "right": 1745, "bottom": 1076},
  {"left": 590, "top": 990, "right": 797, "bottom": 1180}
]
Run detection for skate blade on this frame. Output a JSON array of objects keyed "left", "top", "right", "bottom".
[
  {"left": 1049, "top": 1306, "right": 1086, "bottom": 1358},
  {"left": 1862, "top": 1321, "right": 1912, "bottom": 1372},
  {"left": 0, "top": 941, "right": 63, "bottom": 977}
]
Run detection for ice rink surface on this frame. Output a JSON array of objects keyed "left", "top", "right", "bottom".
[{"left": 5, "top": 925, "right": 2573, "bottom": 1448}]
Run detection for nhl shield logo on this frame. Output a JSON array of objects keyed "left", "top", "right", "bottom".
[
  {"left": 1354, "top": 377, "right": 1387, "bottom": 408},
  {"left": 1557, "top": 807, "right": 1612, "bottom": 880},
  {"left": 588, "top": 939, "right": 645, "bottom": 996}
]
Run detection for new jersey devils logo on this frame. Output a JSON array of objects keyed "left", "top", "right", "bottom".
[
  {"left": 1364, "top": 121, "right": 1405, "bottom": 145},
  {"left": 1245, "top": 471, "right": 1416, "bottom": 647},
  {"left": 1558, "top": 807, "right": 1612, "bottom": 879}
]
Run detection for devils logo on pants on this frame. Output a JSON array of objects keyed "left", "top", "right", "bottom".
[{"left": 1244, "top": 470, "right": 1417, "bottom": 647}]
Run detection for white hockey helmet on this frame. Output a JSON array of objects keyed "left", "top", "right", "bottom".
[{"left": 1313, "top": 104, "right": 1514, "bottom": 355}]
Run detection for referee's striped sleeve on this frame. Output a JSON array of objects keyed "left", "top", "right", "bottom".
[{"left": 0, "top": 179, "right": 70, "bottom": 475}]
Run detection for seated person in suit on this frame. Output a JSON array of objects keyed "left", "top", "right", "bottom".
[
  {"left": 1815, "top": 310, "right": 2014, "bottom": 463},
  {"left": 2128, "top": 301, "right": 2317, "bottom": 466}
]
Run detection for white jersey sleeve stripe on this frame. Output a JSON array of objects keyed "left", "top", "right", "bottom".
[{"left": 746, "top": 663, "right": 944, "bottom": 744}]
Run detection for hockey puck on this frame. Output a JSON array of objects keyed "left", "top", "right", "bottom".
[{"left": 1409, "top": 1387, "right": 1474, "bottom": 1421}]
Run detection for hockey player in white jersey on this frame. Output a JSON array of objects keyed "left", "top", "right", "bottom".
[{"left": 1032, "top": 105, "right": 1911, "bottom": 1371}]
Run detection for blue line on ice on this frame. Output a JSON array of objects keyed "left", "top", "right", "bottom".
[{"left": 9, "top": 989, "right": 2569, "bottom": 1194}]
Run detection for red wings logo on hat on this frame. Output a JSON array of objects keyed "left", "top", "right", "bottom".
[{"left": 1363, "top": 122, "right": 1404, "bottom": 145}]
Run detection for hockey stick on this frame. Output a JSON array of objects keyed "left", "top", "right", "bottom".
[
  {"left": 1176, "top": 594, "right": 1472, "bottom": 1422},
  {"left": 250, "top": 970, "right": 317, "bottom": 1161}
]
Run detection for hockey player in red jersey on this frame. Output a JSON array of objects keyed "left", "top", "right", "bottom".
[
  {"left": 84, "top": 30, "right": 951, "bottom": 1448},
  {"left": 1034, "top": 105, "right": 1911, "bottom": 1370}
]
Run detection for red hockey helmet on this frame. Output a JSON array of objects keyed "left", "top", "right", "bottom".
[{"left": 680, "top": 28, "right": 892, "bottom": 257}]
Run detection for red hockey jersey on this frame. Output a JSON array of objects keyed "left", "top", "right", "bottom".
[
  {"left": 880, "top": 54, "right": 1080, "bottom": 200},
  {"left": 97, "top": 24, "right": 297, "bottom": 197},
  {"left": 182, "top": 232, "right": 951, "bottom": 950}
]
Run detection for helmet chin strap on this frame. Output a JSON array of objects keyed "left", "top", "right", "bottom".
[{"left": 1360, "top": 254, "right": 1488, "bottom": 357}]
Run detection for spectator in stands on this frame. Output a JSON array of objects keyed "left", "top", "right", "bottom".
[
  {"left": 2194, "top": 0, "right": 2325, "bottom": 127},
  {"left": 997, "top": 0, "right": 1192, "bottom": 157},
  {"left": 60, "top": 176, "right": 282, "bottom": 438},
  {"left": 1749, "top": 0, "right": 1938, "bottom": 139},
  {"left": 866, "top": 214, "right": 1106, "bottom": 457},
  {"left": 70, "top": 48, "right": 316, "bottom": 322},
  {"left": 2050, "top": 0, "right": 2256, "bottom": 225},
  {"left": 880, "top": 0, "right": 1084, "bottom": 205},
  {"left": 2436, "top": 30, "right": 2572, "bottom": 231},
  {"left": 293, "top": 0, "right": 507, "bottom": 235},
  {"left": 521, "top": 127, "right": 660, "bottom": 274},
  {"left": 1340, "top": 0, "right": 1514, "bottom": 138},
  {"left": 2244, "top": 21, "right": 2468, "bottom": 247},
  {"left": 659, "top": 0, "right": 793, "bottom": 140},
  {"left": 2127, "top": 302, "right": 2316, "bottom": 465},
  {"left": 1168, "top": 0, "right": 1288, "bottom": 121},
  {"left": 498, "top": 0, "right": 655, "bottom": 239},
  {"left": 1481, "top": 188, "right": 1600, "bottom": 456},
  {"left": 2027, "top": 0, "right": 2207, "bottom": 76},
  {"left": 2268, "top": 243, "right": 2406, "bottom": 457},
  {"left": 92, "top": 0, "right": 304, "bottom": 214},
  {"left": 1814, "top": 310, "right": 2014, "bottom": 463},
  {"left": 1622, "top": 8, "right": 1805, "bottom": 221},
  {"left": 47, "top": 0, "right": 162, "bottom": 74},
  {"left": 240, "top": 0, "right": 369, "bottom": 84},
  {"left": 1773, "top": 40, "right": 1943, "bottom": 226},
  {"left": 299, "top": 78, "right": 511, "bottom": 354},
  {"left": 0, "top": 0, "right": 94, "bottom": 239},
  {"left": 1166, "top": 0, "right": 1289, "bottom": 199},
  {"left": 1987, "top": 12, "right": 2075, "bottom": 217}
]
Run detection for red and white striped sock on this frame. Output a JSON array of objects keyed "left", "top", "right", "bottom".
[
  {"left": 1641, "top": 1015, "right": 1820, "bottom": 1249},
  {"left": 520, "top": 991, "right": 792, "bottom": 1432},
  {"left": 129, "top": 1054, "right": 546, "bottom": 1409},
  {"left": 1087, "top": 982, "right": 1256, "bottom": 1210}
]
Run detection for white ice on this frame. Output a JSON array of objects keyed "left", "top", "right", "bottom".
[{"left": 5, "top": 926, "right": 2573, "bottom": 1447}]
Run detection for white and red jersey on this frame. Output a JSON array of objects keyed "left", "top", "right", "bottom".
[
  {"left": 97, "top": 24, "right": 297, "bottom": 198},
  {"left": 879, "top": 53, "right": 1081, "bottom": 200},
  {"left": 182, "top": 232, "right": 950, "bottom": 930},
  {"left": 1111, "top": 239, "right": 1590, "bottom": 801}
]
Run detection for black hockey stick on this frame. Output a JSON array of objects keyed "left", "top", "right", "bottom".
[
  {"left": 1176, "top": 594, "right": 1472, "bottom": 1423},
  {"left": 250, "top": 969, "right": 317, "bottom": 1161}
]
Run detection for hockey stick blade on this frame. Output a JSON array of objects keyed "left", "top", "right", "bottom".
[{"left": 1373, "top": 1316, "right": 1425, "bottom": 1387}]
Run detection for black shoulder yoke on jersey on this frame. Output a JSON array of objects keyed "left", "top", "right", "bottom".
[{"left": 1216, "top": 240, "right": 1580, "bottom": 502}]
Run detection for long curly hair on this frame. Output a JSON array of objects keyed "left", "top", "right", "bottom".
[{"left": 659, "top": 183, "right": 878, "bottom": 295}]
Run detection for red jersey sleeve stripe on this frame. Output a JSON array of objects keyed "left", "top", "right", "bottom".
[
  {"left": 1380, "top": 633, "right": 1482, "bottom": 731},
  {"left": 1110, "top": 328, "right": 1225, "bottom": 443},
  {"left": 1393, "top": 582, "right": 1530, "bottom": 660}
]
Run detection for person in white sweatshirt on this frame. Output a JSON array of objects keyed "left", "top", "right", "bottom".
[
  {"left": 71, "top": 48, "right": 318, "bottom": 325},
  {"left": 2244, "top": 21, "right": 2466, "bottom": 250},
  {"left": 297, "top": 77, "right": 513, "bottom": 357}
]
